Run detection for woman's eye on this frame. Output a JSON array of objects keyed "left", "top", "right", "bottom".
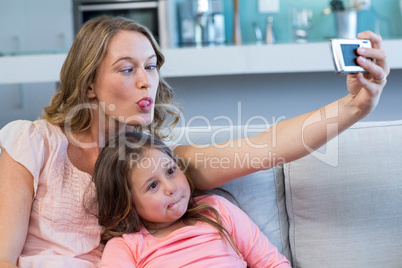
[
  {"left": 121, "top": 67, "right": 133, "bottom": 73},
  {"left": 146, "top": 65, "right": 157, "bottom": 71}
]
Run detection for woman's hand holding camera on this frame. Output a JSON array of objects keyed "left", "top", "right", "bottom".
[{"left": 347, "top": 31, "right": 390, "bottom": 117}]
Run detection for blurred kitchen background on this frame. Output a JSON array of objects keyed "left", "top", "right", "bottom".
[{"left": 1, "top": 0, "right": 401, "bottom": 128}]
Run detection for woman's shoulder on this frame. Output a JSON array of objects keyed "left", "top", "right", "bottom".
[
  {"left": 0, "top": 119, "right": 62, "bottom": 139},
  {"left": 0, "top": 119, "right": 66, "bottom": 169},
  {"left": 0, "top": 120, "right": 67, "bottom": 192}
]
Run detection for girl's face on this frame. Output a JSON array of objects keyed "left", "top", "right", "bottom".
[
  {"left": 129, "top": 148, "right": 191, "bottom": 230},
  {"left": 89, "top": 30, "right": 159, "bottom": 126}
]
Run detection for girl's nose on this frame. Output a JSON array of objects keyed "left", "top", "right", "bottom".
[{"left": 164, "top": 181, "right": 176, "bottom": 196}]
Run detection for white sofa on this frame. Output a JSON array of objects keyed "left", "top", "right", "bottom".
[{"left": 173, "top": 120, "right": 402, "bottom": 268}]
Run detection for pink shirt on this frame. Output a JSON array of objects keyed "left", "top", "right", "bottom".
[
  {"left": 101, "top": 195, "right": 291, "bottom": 268},
  {"left": 0, "top": 120, "right": 103, "bottom": 267}
]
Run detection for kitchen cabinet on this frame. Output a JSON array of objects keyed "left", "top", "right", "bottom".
[
  {"left": 0, "top": 0, "right": 73, "bottom": 55},
  {"left": 0, "top": 0, "right": 74, "bottom": 128}
]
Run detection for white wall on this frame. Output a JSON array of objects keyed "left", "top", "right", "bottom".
[
  {"left": 0, "top": 0, "right": 399, "bottom": 129},
  {"left": 167, "top": 69, "right": 402, "bottom": 127},
  {"left": 1, "top": 70, "right": 400, "bottom": 129},
  {"left": 0, "top": 83, "right": 56, "bottom": 128}
]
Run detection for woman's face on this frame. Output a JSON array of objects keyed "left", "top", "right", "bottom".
[
  {"left": 89, "top": 30, "right": 159, "bottom": 126},
  {"left": 129, "top": 148, "right": 191, "bottom": 230}
]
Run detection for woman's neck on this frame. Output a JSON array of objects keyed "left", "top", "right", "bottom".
[
  {"left": 86, "top": 101, "right": 136, "bottom": 148},
  {"left": 63, "top": 102, "right": 135, "bottom": 174}
]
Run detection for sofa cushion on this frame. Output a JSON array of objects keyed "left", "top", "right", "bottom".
[
  {"left": 284, "top": 120, "right": 402, "bottom": 268},
  {"left": 172, "top": 124, "right": 291, "bottom": 260}
]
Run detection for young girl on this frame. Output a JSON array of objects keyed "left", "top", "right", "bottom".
[{"left": 92, "top": 132, "right": 291, "bottom": 267}]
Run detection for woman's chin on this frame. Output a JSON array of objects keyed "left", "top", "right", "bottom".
[{"left": 123, "top": 114, "right": 153, "bottom": 127}]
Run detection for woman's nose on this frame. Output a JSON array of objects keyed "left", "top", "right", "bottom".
[{"left": 136, "top": 67, "right": 151, "bottom": 89}]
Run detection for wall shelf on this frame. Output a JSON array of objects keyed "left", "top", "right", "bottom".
[{"left": 1, "top": 39, "right": 401, "bottom": 85}]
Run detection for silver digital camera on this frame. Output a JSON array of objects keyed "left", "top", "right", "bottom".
[{"left": 329, "top": 38, "right": 372, "bottom": 74}]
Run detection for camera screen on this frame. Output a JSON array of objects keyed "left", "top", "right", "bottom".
[{"left": 341, "top": 44, "right": 359, "bottom": 66}]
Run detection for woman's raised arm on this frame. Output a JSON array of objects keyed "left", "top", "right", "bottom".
[{"left": 174, "top": 31, "right": 389, "bottom": 190}]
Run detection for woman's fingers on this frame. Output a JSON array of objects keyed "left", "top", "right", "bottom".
[
  {"left": 356, "top": 31, "right": 390, "bottom": 82},
  {"left": 358, "top": 31, "right": 382, "bottom": 49}
]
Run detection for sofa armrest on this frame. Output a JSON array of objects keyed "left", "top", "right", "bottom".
[{"left": 284, "top": 120, "right": 402, "bottom": 268}]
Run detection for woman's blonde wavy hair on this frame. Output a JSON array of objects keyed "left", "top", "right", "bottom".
[{"left": 42, "top": 16, "right": 180, "bottom": 140}]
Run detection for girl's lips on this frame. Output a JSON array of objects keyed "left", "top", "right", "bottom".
[
  {"left": 168, "top": 198, "right": 181, "bottom": 209},
  {"left": 137, "top": 97, "right": 153, "bottom": 112}
]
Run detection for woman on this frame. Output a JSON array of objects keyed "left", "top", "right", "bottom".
[{"left": 0, "top": 16, "right": 389, "bottom": 267}]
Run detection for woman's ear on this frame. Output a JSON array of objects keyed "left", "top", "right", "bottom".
[{"left": 87, "top": 85, "right": 96, "bottom": 99}]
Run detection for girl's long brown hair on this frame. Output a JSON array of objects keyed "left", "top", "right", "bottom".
[
  {"left": 42, "top": 16, "right": 180, "bottom": 140},
  {"left": 92, "top": 132, "right": 241, "bottom": 257}
]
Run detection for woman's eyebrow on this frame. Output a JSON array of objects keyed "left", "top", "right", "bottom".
[
  {"left": 112, "top": 56, "right": 133, "bottom": 66},
  {"left": 112, "top": 54, "right": 157, "bottom": 66}
]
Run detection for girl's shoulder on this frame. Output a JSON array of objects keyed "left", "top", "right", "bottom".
[
  {"left": 106, "top": 228, "right": 149, "bottom": 253},
  {"left": 195, "top": 194, "right": 238, "bottom": 212}
]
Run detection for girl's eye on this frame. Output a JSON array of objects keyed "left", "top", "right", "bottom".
[
  {"left": 148, "top": 182, "right": 158, "bottom": 190},
  {"left": 167, "top": 167, "right": 176, "bottom": 176}
]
